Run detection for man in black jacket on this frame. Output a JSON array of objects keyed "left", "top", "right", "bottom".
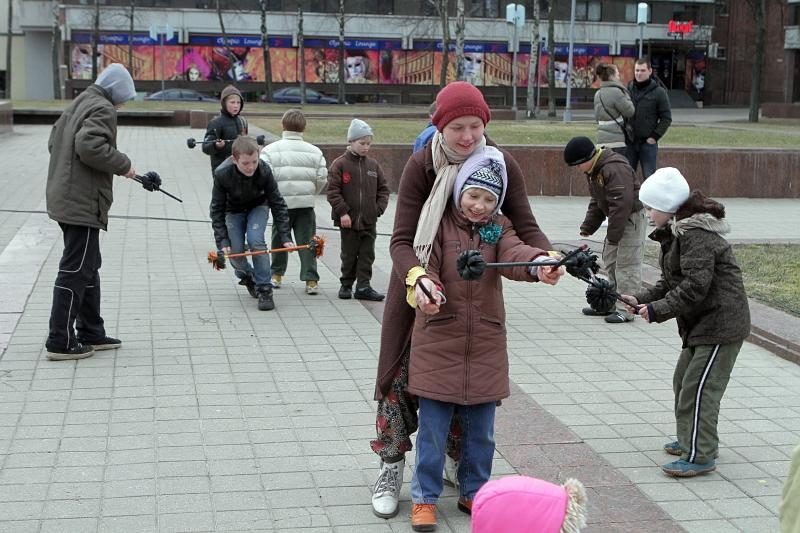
[
  {"left": 210, "top": 137, "right": 292, "bottom": 311},
  {"left": 626, "top": 57, "right": 672, "bottom": 179}
]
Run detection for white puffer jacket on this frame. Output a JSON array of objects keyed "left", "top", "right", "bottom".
[{"left": 260, "top": 131, "right": 328, "bottom": 209}]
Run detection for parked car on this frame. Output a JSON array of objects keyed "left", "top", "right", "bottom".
[
  {"left": 268, "top": 87, "right": 339, "bottom": 104},
  {"left": 145, "top": 88, "right": 218, "bottom": 102}
]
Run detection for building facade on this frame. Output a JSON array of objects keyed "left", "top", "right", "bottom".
[{"left": 1, "top": 0, "right": 798, "bottom": 106}]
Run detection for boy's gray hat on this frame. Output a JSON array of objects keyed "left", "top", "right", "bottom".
[
  {"left": 347, "top": 119, "right": 373, "bottom": 142},
  {"left": 95, "top": 64, "right": 137, "bottom": 106}
]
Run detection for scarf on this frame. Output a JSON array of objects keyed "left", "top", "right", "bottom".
[{"left": 413, "top": 132, "right": 486, "bottom": 267}]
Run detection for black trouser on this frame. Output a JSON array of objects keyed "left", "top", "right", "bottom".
[
  {"left": 47, "top": 223, "right": 105, "bottom": 350},
  {"left": 339, "top": 225, "right": 376, "bottom": 289}
]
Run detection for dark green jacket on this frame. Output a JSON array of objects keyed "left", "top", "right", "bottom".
[
  {"left": 634, "top": 213, "right": 750, "bottom": 348},
  {"left": 627, "top": 78, "right": 672, "bottom": 142},
  {"left": 46, "top": 85, "right": 132, "bottom": 231}
]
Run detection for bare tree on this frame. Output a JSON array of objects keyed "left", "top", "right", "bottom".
[
  {"left": 455, "top": 0, "right": 465, "bottom": 80},
  {"left": 128, "top": 0, "right": 134, "bottom": 73},
  {"left": 547, "top": 0, "right": 556, "bottom": 117},
  {"left": 438, "top": 0, "right": 450, "bottom": 88},
  {"left": 526, "top": 0, "right": 542, "bottom": 117},
  {"left": 5, "top": 0, "right": 12, "bottom": 98},
  {"left": 259, "top": 0, "right": 273, "bottom": 101},
  {"left": 746, "top": 0, "right": 766, "bottom": 122},
  {"left": 216, "top": 0, "right": 233, "bottom": 76},
  {"left": 50, "top": 0, "right": 61, "bottom": 99},
  {"left": 337, "top": 0, "right": 346, "bottom": 103},
  {"left": 92, "top": 0, "right": 100, "bottom": 80},
  {"left": 298, "top": 5, "right": 306, "bottom": 104}
]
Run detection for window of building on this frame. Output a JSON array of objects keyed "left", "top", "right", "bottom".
[
  {"left": 576, "top": 1, "right": 601, "bottom": 21},
  {"left": 624, "top": 2, "right": 651, "bottom": 23},
  {"left": 673, "top": 5, "right": 699, "bottom": 21},
  {"left": 484, "top": 0, "right": 499, "bottom": 18}
]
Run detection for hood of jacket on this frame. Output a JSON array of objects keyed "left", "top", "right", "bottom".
[
  {"left": 220, "top": 85, "right": 244, "bottom": 116},
  {"left": 94, "top": 64, "right": 136, "bottom": 106},
  {"left": 672, "top": 212, "right": 730, "bottom": 237}
]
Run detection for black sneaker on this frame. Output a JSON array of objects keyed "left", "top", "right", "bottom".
[
  {"left": 79, "top": 336, "right": 122, "bottom": 351},
  {"left": 338, "top": 285, "right": 353, "bottom": 300},
  {"left": 354, "top": 286, "right": 385, "bottom": 301},
  {"left": 582, "top": 306, "right": 613, "bottom": 316},
  {"left": 45, "top": 342, "right": 95, "bottom": 361},
  {"left": 238, "top": 274, "right": 258, "bottom": 298},
  {"left": 258, "top": 290, "right": 275, "bottom": 311}
]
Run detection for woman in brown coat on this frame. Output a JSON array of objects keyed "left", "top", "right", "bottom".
[{"left": 370, "top": 81, "right": 561, "bottom": 520}]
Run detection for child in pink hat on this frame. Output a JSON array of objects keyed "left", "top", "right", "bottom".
[{"left": 472, "top": 475, "right": 588, "bottom": 533}]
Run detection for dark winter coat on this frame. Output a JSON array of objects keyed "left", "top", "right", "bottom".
[
  {"left": 408, "top": 210, "right": 546, "bottom": 405},
  {"left": 627, "top": 78, "right": 672, "bottom": 143},
  {"left": 202, "top": 86, "right": 248, "bottom": 171},
  {"left": 209, "top": 159, "right": 291, "bottom": 249},
  {"left": 46, "top": 84, "right": 132, "bottom": 231},
  {"left": 374, "top": 139, "right": 552, "bottom": 400},
  {"left": 634, "top": 213, "right": 750, "bottom": 348},
  {"left": 326, "top": 149, "right": 390, "bottom": 230},
  {"left": 579, "top": 149, "right": 643, "bottom": 245}
]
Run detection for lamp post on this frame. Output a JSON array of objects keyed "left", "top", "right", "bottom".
[
  {"left": 506, "top": 3, "right": 525, "bottom": 114},
  {"left": 563, "top": 0, "right": 576, "bottom": 122},
  {"left": 637, "top": 2, "right": 648, "bottom": 58}
]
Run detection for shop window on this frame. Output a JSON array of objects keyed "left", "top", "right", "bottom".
[{"left": 576, "top": 1, "right": 601, "bottom": 21}]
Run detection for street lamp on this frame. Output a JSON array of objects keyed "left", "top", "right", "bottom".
[
  {"left": 637, "top": 2, "right": 648, "bottom": 58},
  {"left": 563, "top": 0, "right": 576, "bottom": 122},
  {"left": 506, "top": 3, "right": 525, "bottom": 114}
]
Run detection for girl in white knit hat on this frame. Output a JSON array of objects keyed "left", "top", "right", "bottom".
[{"left": 620, "top": 167, "right": 750, "bottom": 478}]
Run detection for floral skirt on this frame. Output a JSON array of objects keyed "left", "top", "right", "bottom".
[{"left": 370, "top": 346, "right": 462, "bottom": 461}]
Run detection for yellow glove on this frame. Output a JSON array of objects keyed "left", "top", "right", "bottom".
[{"left": 405, "top": 266, "right": 427, "bottom": 308}]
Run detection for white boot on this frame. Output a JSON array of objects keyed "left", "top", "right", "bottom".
[
  {"left": 372, "top": 458, "right": 404, "bottom": 518},
  {"left": 443, "top": 455, "right": 460, "bottom": 488}
]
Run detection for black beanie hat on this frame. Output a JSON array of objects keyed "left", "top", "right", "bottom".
[{"left": 563, "top": 136, "right": 597, "bottom": 166}]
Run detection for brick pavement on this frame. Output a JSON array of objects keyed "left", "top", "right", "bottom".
[{"left": 1, "top": 125, "right": 799, "bottom": 532}]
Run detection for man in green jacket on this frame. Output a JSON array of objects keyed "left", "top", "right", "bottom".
[{"left": 45, "top": 63, "right": 153, "bottom": 361}]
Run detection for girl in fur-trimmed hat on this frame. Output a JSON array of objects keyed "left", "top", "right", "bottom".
[{"left": 620, "top": 167, "right": 750, "bottom": 478}]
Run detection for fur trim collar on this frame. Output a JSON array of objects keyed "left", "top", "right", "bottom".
[{"left": 672, "top": 212, "right": 730, "bottom": 237}]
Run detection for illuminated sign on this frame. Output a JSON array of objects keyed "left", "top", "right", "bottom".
[{"left": 668, "top": 20, "right": 694, "bottom": 35}]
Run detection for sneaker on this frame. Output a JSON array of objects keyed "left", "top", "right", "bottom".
[
  {"left": 305, "top": 281, "right": 319, "bottom": 295},
  {"left": 457, "top": 497, "right": 472, "bottom": 515},
  {"left": 238, "top": 274, "right": 258, "bottom": 298},
  {"left": 443, "top": 455, "right": 459, "bottom": 488},
  {"left": 258, "top": 290, "right": 275, "bottom": 311},
  {"left": 271, "top": 275, "right": 282, "bottom": 288},
  {"left": 663, "top": 440, "right": 683, "bottom": 456},
  {"left": 79, "top": 336, "right": 122, "bottom": 351},
  {"left": 605, "top": 311, "right": 634, "bottom": 323},
  {"left": 338, "top": 285, "right": 353, "bottom": 300},
  {"left": 411, "top": 503, "right": 437, "bottom": 532},
  {"left": 661, "top": 459, "right": 716, "bottom": 477},
  {"left": 372, "top": 459, "right": 404, "bottom": 518},
  {"left": 354, "top": 286, "right": 385, "bottom": 301},
  {"left": 582, "top": 306, "right": 613, "bottom": 316},
  {"left": 46, "top": 342, "right": 95, "bottom": 361}
]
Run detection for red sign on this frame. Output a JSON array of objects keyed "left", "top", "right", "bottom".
[{"left": 668, "top": 20, "right": 694, "bottom": 35}]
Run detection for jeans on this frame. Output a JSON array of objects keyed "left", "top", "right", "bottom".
[
  {"left": 411, "top": 398, "right": 496, "bottom": 503},
  {"left": 271, "top": 207, "right": 319, "bottom": 282},
  {"left": 626, "top": 141, "right": 658, "bottom": 179},
  {"left": 47, "top": 224, "right": 106, "bottom": 350},
  {"left": 225, "top": 206, "right": 272, "bottom": 290}
]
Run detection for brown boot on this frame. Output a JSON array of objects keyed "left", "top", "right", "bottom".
[{"left": 411, "top": 503, "right": 437, "bottom": 532}]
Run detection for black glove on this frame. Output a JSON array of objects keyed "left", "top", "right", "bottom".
[
  {"left": 214, "top": 250, "right": 226, "bottom": 270},
  {"left": 140, "top": 171, "right": 161, "bottom": 192},
  {"left": 456, "top": 250, "right": 487, "bottom": 280}
]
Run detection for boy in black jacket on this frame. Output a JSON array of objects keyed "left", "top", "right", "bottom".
[
  {"left": 210, "top": 137, "right": 292, "bottom": 311},
  {"left": 203, "top": 85, "right": 248, "bottom": 173}
]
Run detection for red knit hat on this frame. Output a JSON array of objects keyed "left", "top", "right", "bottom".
[{"left": 431, "top": 82, "right": 491, "bottom": 132}]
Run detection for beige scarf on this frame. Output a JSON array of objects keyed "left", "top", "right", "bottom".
[{"left": 413, "top": 132, "right": 486, "bottom": 267}]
